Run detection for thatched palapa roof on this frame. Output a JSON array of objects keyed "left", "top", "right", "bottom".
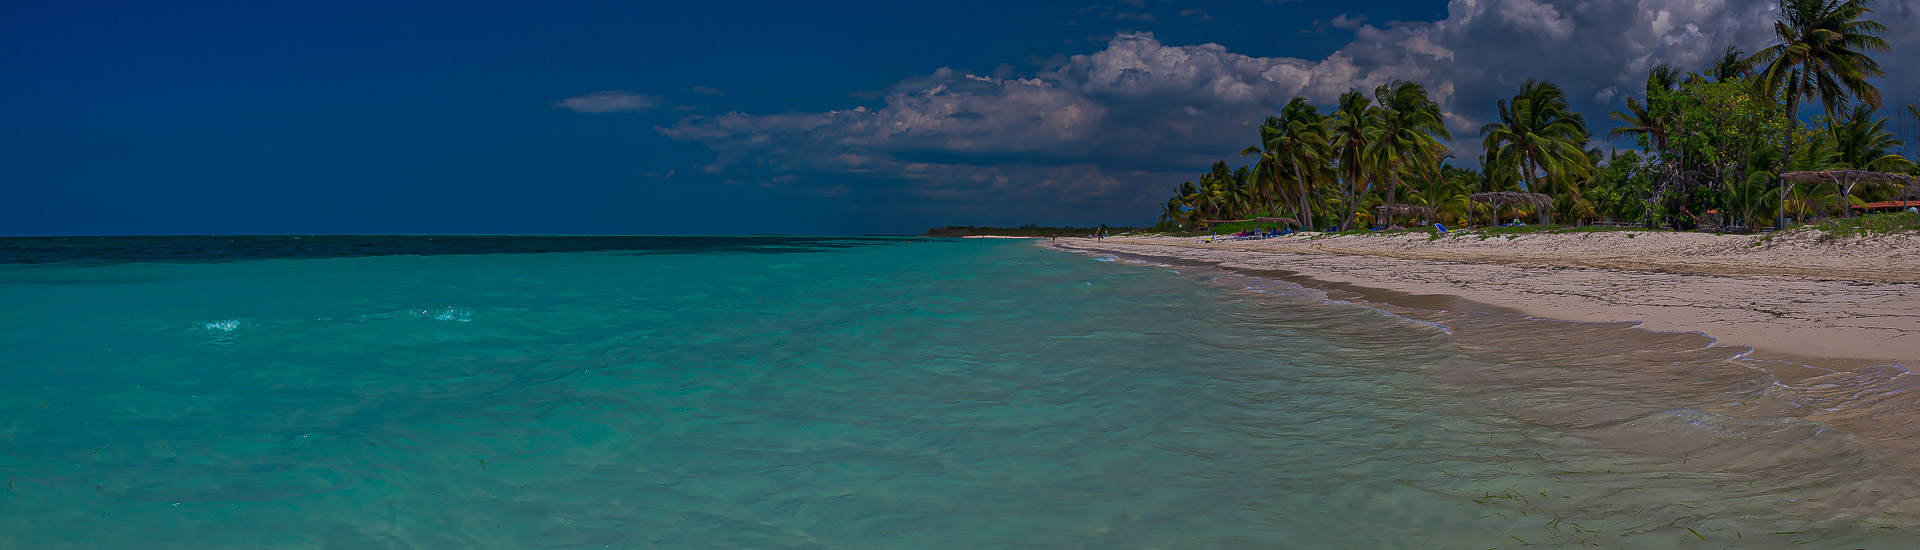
[
  {"left": 1468, "top": 192, "right": 1553, "bottom": 208},
  {"left": 1781, "top": 170, "right": 1918, "bottom": 186}
]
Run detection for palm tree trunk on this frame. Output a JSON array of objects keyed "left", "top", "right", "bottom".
[
  {"left": 1423, "top": 166, "right": 1437, "bottom": 227},
  {"left": 1837, "top": 179, "right": 1851, "bottom": 219},
  {"left": 1292, "top": 161, "right": 1313, "bottom": 231},
  {"left": 1523, "top": 162, "right": 1552, "bottom": 225},
  {"left": 1778, "top": 83, "right": 1800, "bottom": 230},
  {"left": 1297, "top": 181, "right": 1310, "bottom": 231},
  {"left": 1339, "top": 166, "right": 1363, "bottom": 231},
  {"left": 1383, "top": 162, "right": 1398, "bottom": 229},
  {"left": 1344, "top": 175, "right": 1359, "bottom": 230}
]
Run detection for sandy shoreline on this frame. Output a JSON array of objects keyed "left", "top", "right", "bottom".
[{"left": 1051, "top": 230, "right": 1920, "bottom": 370}]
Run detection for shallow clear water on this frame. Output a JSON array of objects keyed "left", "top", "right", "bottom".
[{"left": 1, "top": 237, "right": 1914, "bottom": 548}]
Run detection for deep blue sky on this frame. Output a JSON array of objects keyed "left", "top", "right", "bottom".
[{"left": 6, "top": 1, "right": 1916, "bottom": 235}]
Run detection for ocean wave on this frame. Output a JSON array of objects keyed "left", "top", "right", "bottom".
[{"left": 411, "top": 307, "right": 473, "bottom": 322}]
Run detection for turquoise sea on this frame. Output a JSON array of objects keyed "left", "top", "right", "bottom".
[{"left": 2, "top": 236, "right": 1916, "bottom": 548}]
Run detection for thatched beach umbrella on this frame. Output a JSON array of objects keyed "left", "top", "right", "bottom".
[
  {"left": 1468, "top": 192, "right": 1552, "bottom": 228},
  {"left": 1782, "top": 170, "right": 1920, "bottom": 218}
]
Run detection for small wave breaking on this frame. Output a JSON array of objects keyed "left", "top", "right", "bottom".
[{"left": 410, "top": 307, "right": 473, "bottom": 322}]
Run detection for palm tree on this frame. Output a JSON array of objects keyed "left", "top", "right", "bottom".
[
  {"left": 1412, "top": 148, "right": 1454, "bottom": 227},
  {"left": 1369, "top": 80, "right": 1452, "bottom": 229},
  {"left": 1191, "top": 161, "right": 1258, "bottom": 224},
  {"left": 1708, "top": 46, "right": 1752, "bottom": 82},
  {"left": 1157, "top": 195, "right": 1186, "bottom": 227},
  {"left": 1744, "top": 0, "right": 1889, "bottom": 228},
  {"left": 1329, "top": 90, "right": 1381, "bottom": 230},
  {"left": 1177, "top": 180, "right": 1208, "bottom": 224},
  {"left": 1230, "top": 164, "right": 1258, "bottom": 218},
  {"left": 1198, "top": 167, "right": 1230, "bottom": 222},
  {"left": 1789, "top": 127, "right": 1844, "bottom": 220},
  {"left": 1829, "top": 104, "right": 1912, "bottom": 215},
  {"left": 1248, "top": 102, "right": 1337, "bottom": 231},
  {"left": 1431, "top": 164, "right": 1481, "bottom": 226},
  {"left": 1728, "top": 170, "right": 1776, "bottom": 229},
  {"left": 1278, "top": 98, "right": 1334, "bottom": 230},
  {"left": 1648, "top": 63, "right": 1683, "bottom": 92},
  {"left": 1608, "top": 66, "right": 1681, "bottom": 161},
  {"left": 1242, "top": 115, "right": 1298, "bottom": 226},
  {"left": 1481, "top": 79, "right": 1594, "bottom": 224}
]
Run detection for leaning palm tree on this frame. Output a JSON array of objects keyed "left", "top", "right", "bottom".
[
  {"left": 1278, "top": 98, "right": 1334, "bottom": 230},
  {"left": 1157, "top": 196, "right": 1186, "bottom": 227},
  {"left": 1481, "top": 79, "right": 1594, "bottom": 223},
  {"left": 1368, "top": 80, "right": 1452, "bottom": 229},
  {"left": 1177, "top": 180, "right": 1208, "bottom": 222},
  {"left": 1329, "top": 90, "right": 1381, "bottom": 230},
  {"left": 1744, "top": 0, "right": 1889, "bottom": 228},
  {"left": 1242, "top": 115, "right": 1295, "bottom": 224}
]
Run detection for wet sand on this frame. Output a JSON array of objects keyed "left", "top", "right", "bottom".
[
  {"left": 1054, "top": 231, "right": 1920, "bottom": 372},
  {"left": 1055, "top": 233, "right": 1920, "bottom": 523}
]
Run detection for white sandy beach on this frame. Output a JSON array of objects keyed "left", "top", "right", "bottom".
[{"left": 1055, "top": 230, "right": 1920, "bottom": 370}]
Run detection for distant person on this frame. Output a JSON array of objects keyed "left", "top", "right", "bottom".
[{"left": 1097, "top": 224, "right": 1107, "bottom": 241}]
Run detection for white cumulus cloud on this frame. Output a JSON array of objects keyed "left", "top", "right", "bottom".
[{"left": 643, "top": 0, "right": 1920, "bottom": 221}]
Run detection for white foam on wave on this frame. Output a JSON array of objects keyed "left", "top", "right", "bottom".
[
  {"left": 1091, "top": 255, "right": 1118, "bottom": 262},
  {"left": 1403, "top": 318, "right": 1454, "bottom": 335},
  {"left": 410, "top": 307, "right": 473, "bottom": 322},
  {"left": 203, "top": 320, "right": 241, "bottom": 332}
]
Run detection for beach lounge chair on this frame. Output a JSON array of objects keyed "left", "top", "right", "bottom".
[{"left": 1433, "top": 223, "right": 1447, "bottom": 234}]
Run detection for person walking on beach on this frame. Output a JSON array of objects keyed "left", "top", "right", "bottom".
[{"left": 1097, "top": 224, "right": 1107, "bottom": 241}]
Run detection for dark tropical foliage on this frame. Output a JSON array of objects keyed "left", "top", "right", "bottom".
[{"left": 1152, "top": 0, "right": 1913, "bottom": 233}]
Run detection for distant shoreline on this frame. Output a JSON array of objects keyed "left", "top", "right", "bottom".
[{"left": 1052, "top": 230, "right": 1919, "bottom": 369}]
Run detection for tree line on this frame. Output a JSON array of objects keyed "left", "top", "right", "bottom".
[{"left": 1158, "top": 0, "right": 1914, "bottom": 232}]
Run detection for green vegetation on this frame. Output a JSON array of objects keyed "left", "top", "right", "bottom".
[
  {"left": 1152, "top": 0, "right": 1918, "bottom": 237},
  {"left": 1799, "top": 210, "right": 1920, "bottom": 240},
  {"left": 1453, "top": 224, "right": 1655, "bottom": 240}
]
